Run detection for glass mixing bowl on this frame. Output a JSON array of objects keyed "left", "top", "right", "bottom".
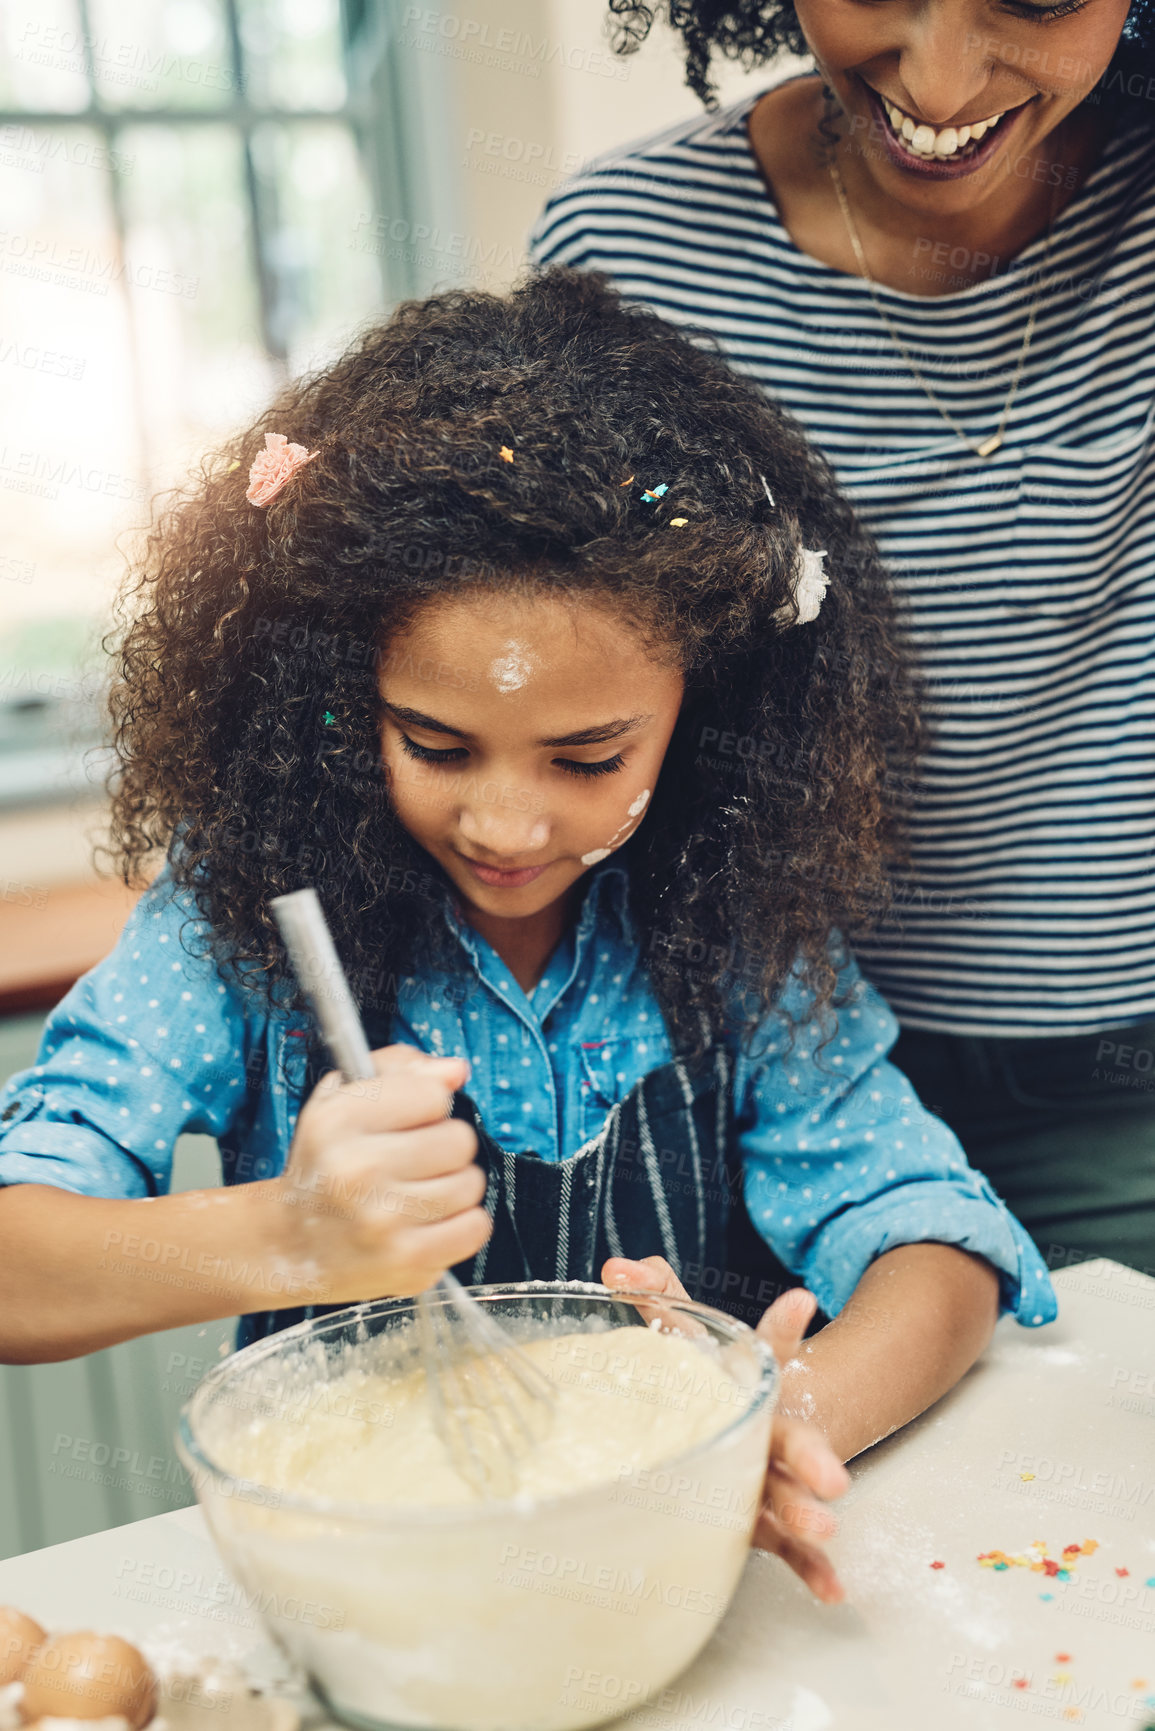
[{"left": 177, "top": 1281, "right": 777, "bottom": 1731}]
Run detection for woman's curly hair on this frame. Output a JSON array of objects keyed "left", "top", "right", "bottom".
[
  {"left": 106, "top": 266, "right": 922, "bottom": 1053},
  {"left": 609, "top": 0, "right": 1155, "bottom": 109}
]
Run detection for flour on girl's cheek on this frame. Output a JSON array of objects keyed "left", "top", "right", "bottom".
[{"left": 581, "top": 788, "right": 651, "bottom": 867}]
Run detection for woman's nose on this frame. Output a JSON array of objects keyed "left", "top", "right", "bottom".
[
  {"left": 457, "top": 801, "right": 550, "bottom": 856},
  {"left": 893, "top": 11, "right": 995, "bottom": 126}
]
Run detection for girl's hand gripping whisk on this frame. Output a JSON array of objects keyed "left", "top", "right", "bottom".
[{"left": 271, "top": 888, "right": 555, "bottom": 1497}]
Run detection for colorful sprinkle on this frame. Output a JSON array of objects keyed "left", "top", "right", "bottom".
[
  {"left": 929, "top": 1560, "right": 945, "bottom": 1570},
  {"left": 323, "top": 711, "right": 336, "bottom": 726},
  {"left": 640, "top": 482, "right": 668, "bottom": 503},
  {"left": 1020, "top": 1471, "right": 1036, "bottom": 1481},
  {"left": 669, "top": 517, "right": 689, "bottom": 527},
  {"left": 1013, "top": 1678, "right": 1029, "bottom": 1691},
  {"left": 227, "top": 459, "right": 241, "bottom": 472},
  {"left": 1056, "top": 1653, "right": 1072, "bottom": 1664},
  {"left": 978, "top": 1539, "right": 1096, "bottom": 1583},
  {"left": 1147, "top": 1576, "right": 1155, "bottom": 1588},
  {"left": 499, "top": 446, "right": 514, "bottom": 463},
  {"left": 1115, "top": 1567, "right": 1130, "bottom": 1577},
  {"left": 1039, "top": 1593, "right": 1054, "bottom": 1602}
]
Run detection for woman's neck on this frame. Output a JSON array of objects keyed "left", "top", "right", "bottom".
[{"left": 747, "top": 77, "right": 1113, "bottom": 295}]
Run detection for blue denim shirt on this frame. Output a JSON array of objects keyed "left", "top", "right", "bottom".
[{"left": 0, "top": 863, "right": 1057, "bottom": 1326}]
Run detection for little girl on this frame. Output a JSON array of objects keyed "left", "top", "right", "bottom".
[{"left": 0, "top": 267, "right": 1055, "bottom": 1602}]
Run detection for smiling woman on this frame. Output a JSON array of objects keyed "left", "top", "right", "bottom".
[
  {"left": 606, "top": 0, "right": 1155, "bottom": 110},
  {"left": 532, "top": 0, "right": 1155, "bottom": 1275}
]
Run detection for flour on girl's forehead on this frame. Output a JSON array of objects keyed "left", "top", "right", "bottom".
[{"left": 488, "top": 642, "right": 537, "bottom": 693}]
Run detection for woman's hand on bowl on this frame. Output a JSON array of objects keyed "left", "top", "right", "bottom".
[{"left": 603, "top": 1255, "right": 849, "bottom": 1605}]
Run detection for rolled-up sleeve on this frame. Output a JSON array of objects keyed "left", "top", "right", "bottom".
[
  {"left": 734, "top": 958, "right": 1058, "bottom": 1328},
  {"left": 0, "top": 869, "right": 252, "bottom": 1200}
]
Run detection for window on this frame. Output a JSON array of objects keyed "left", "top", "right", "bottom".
[{"left": 0, "top": 0, "right": 455, "bottom": 798}]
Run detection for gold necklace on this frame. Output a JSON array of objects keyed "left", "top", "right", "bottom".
[{"left": 827, "top": 152, "right": 1057, "bottom": 460}]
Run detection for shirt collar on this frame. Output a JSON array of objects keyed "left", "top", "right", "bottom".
[{"left": 441, "top": 859, "right": 635, "bottom": 967}]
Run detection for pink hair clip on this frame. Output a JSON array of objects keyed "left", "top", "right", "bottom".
[{"left": 245, "top": 432, "right": 318, "bottom": 507}]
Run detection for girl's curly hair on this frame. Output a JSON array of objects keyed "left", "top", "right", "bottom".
[
  {"left": 107, "top": 266, "right": 922, "bottom": 1053},
  {"left": 609, "top": 0, "right": 1155, "bottom": 109}
]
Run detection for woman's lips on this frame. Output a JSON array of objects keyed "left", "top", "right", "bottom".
[
  {"left": 860, "top": 80, "right": 1028, "bottom": 180},
  {"left": 457, "top": 853, "right": 551, "bottom": 888}
]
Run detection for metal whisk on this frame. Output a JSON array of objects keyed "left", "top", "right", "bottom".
[{"left": 270, "top": 887, "right": 555, "bottom": 1498}]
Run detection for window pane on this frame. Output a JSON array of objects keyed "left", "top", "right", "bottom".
[
  {"left": 237, "top": 0, "right": 346, "bottom": 111},
  {"left": 0, "top": 129, "right": 143, "bottom": 658},
  {"left": 84, "top": 0, "right": 235, "bottom": 111},
  {"left": 0, "top": 0, "right": 91, "bottom": 111},
  {"left": 250, "top": 121, "right": 382, "bottom": 372},
  {"left": 115, "top": 123, "right": 276, "bottom": 471}
]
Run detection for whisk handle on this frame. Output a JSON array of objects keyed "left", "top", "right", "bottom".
[
  {"left": 270, "top": 888, "right": 376, "bottom": 1084},
  {"left": 271, "top": 887, "right": 461, "bottom": 1311}
]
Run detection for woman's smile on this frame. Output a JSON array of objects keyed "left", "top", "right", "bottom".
[
  {"left": 860, "top": 75, "right": 1036, "bottom": 178},
  {"left": 785, "top": 0, "right": 1131, "bottom": 234}
]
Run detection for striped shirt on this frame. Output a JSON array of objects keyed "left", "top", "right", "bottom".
[{"left": 530, "top": 79, "right": 1155, "bottom": 1038}]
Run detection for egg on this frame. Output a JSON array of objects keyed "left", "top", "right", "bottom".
[
  {"left": 0, "top": 1606, "right": 45, "bottom": 1684},
  {"left": 21, "top": 1633, "right": 155, "bottom": 1727}
]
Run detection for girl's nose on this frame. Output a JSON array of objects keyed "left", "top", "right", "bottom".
[{"left": 457, "top": 802, "right": 550, "bottom": 856}]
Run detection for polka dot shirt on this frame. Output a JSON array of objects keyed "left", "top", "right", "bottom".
[{"left": 0, "top": 862, "right": 1057, "bottom": 1326}]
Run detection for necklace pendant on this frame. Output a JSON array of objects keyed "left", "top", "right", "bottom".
[{"left": 976, "top": 431, "right": 1004, "bottom": 458}]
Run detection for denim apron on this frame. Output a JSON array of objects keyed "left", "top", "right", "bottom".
[{"left": 236, "top": 1047, "right": 798, "bottom": 1350}]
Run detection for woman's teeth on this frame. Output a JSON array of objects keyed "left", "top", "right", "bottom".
[{"left": 880, "top": 95, "right": 1005, "bottom": 160}]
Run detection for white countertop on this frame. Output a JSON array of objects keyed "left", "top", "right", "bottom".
[{"left": 2, "top": 1259, "right": 1153, "bottom": 1731}]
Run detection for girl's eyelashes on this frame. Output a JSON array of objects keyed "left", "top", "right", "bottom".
[
  {"left": 397, "top": 734, "right": 626, "bottom": 779},
  {"left": 851, "top": 0, "right": 1089, "bottom": 16},
  {"left": 559, "top": 753, "right": 626, "bottom": 779},
  {"left": 399, "top": 735, "right": 467, "bottom": 766},
  {"left": 1002, "top": 0, "right": 1089, "bottom": 18}
]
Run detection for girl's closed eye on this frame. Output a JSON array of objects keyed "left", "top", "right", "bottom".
[
  {"left": 559, "top": 754, "right": 625, "bottom": 780},
  {"left": 398, "top": 733, "right": 625, "bottom": 779},
  {"left": 399, "top": 735, "right": 467, "bottom": 766}
]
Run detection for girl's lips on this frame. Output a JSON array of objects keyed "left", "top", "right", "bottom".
[
  {"left": 860, "top": 80, "right": 1029, "bottom": 180},
  {"left": 457, "top": 854, "right": 551, "bottom": 888}
]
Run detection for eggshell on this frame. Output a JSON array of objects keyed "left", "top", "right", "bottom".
[
  {"left": 22, "top": 1634, "right": 155, "bottom": 1727},
  {"left": 0, "top": 1608, "right": 45, "bottom": 1685},
  {"left": 158, "top": 1669, "right": 301, "bottom": 1731}
]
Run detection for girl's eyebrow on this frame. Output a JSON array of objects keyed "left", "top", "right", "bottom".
[
  {"left": 382, "top": 701, "right": 653, "bottom": 748},
  {"left": 541, "top": 716, "right": 653, "bottom": 748}
]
